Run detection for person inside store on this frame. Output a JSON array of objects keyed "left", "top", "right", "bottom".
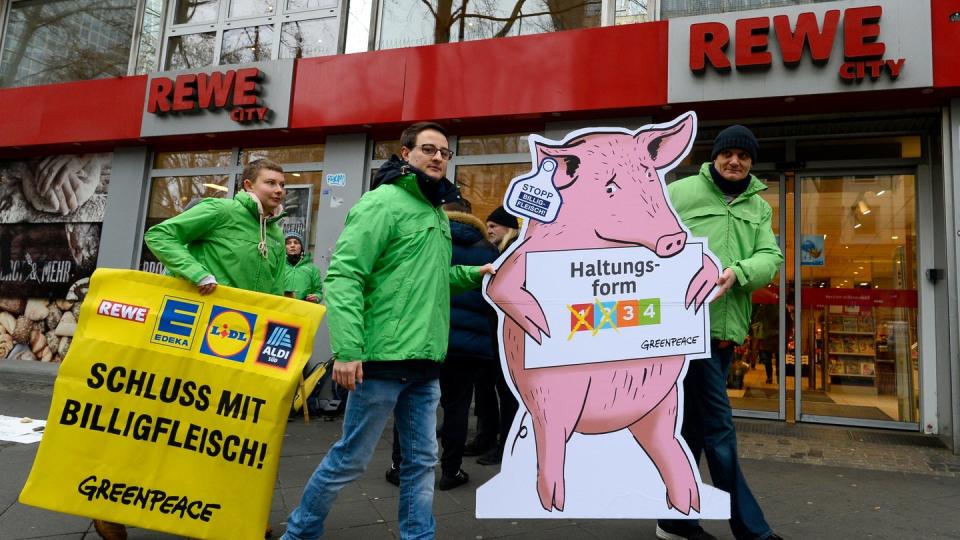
[
  {"left": 656, "top": 125, "right": 785, "bottom": 540},
  {"left": 283, "top": 231, "right": 323, "bottom": 303},
  {"left": 280, "top": 122, "right": 495, "bottom": 540},
  {"left": 91, "top": 158, "right": 289, "bottom": 540},
  {"left": 465, "top": 205, "right": 520, "bottom": 459},
  {"left": 385, "top": 195, "right": 501, "bottom": 490}
]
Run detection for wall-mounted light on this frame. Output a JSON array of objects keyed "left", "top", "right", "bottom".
[
  {"left": 857, "top": 199, "right": 871, "bottom": 215},
  {"left": 202, "top": 183, "right": 228, "bottom": 192}
]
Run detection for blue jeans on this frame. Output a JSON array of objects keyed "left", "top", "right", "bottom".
[
  {"left": 282, "top": 377, "right": 440, "bottom": 540},
  {"left": 658, "top": 344, "right": 773, "bottom": 540}
]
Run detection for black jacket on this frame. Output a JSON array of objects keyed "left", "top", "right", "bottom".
[{"left": 446, "top": 211, "right": 499, "bottom": 361}]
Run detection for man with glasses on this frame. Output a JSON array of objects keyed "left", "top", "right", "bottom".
[{"left": 281, "top": 122, "right": 494, "bottom": 540}]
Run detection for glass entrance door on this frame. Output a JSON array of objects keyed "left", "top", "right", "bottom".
[
  {"left": 793, "top": 173, "right": 920, "bottom": 427},
  {"left": 728, "top": 173, "right": 784, "bottom": 418}
]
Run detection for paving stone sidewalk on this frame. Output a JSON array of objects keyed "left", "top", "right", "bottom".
[{"left": 1, "top": 366, "right": 958, "bottom": 539}]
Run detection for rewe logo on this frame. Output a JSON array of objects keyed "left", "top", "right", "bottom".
[
  {"left": 256, "top": 322, "right": 300, "bottom": 370},
  {"left": 200, "top": 306, "right": 257, "bottom": 362},
  {"left": 689, "top": 5, "right": 905, "bottom": 82},
  {"left": 97, "top": 299, "right": 148, "bottom": 323}
]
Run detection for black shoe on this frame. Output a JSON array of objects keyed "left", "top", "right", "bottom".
[
  {"left": 476, "top": 447, "right": 503, "bottom": 465},
  {"left": 764, "top": 535, "right": 784, "bottom": 540},
  {"left": 385, "top": 464, "right": 400, "bottom": 487},
  {"left": 438, "top": 469, "right": 469, "bottom": 490},
  {"left": 655, "top": 524, "right": 717, "bottom": 540},
  {"left": 462, "top": 439, "right": 494, "bottom": 457}
]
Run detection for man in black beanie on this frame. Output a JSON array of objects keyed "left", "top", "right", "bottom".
[
  {"left": 485, "top": 205, "right": 519, "bottom": 247},
  {"left": 655, "top": 125, "right": 784, "bottom": 540}
]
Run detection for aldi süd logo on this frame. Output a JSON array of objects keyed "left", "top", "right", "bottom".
[
  {"left": 200, "top": 306, "right": 257, "bottom": 362},
  {"left": 150, "top": 297, "right": 203, "bottom": 349},
  {"left": 256, "top": 322, "right": 300, "bottom": 370}
]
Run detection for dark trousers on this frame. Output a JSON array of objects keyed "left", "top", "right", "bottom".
[
  {"left": 393, "top": 357, "right": 476, "bottom": 476},
  {"left": 658, "top": 344, "right": 772, "bottom": 540},
  {"left": 473, "top": 359, "right": 501, "bottom": 446}
]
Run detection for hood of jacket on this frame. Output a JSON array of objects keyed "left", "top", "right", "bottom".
[
  {"left": 446, "top": 211, "right": 487, "bottom": 246},
  {"left": 371, "top": 155, "right": 458, "bottom": 207}
]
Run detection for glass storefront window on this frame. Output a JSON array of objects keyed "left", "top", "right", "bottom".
[
  {"left": 615, "top": 0, "right": 652, "bottom": 25},
  {"left": 135, "top": 0, "right": 165, "bottom": 74},
  {"left": 154, "top": 149, "right": 236, "bottom": 169},
  {"left": 288, "top": 0, "right": 337, "bottom": 11},
  {"left": 456, "top": 163, "right": 529, "bottom": 225},
  {"left": 241, "top": 144, "right": 325, "bottom": 164},
  {"left": 140, "top": 175, "right": 232, "bottom": 273},
  {"left": 1, "top": 0, "right": 138, "bottom": 88},
  {"left": 280, "top": 19, "right": 339, "bottom": 58},
  {"left": 660, "top": 0, "right": 838, "bottom": 19},
  {"left": 283, "top": 171, "right": 324, "bottom": 249},
  {"left": 166, "top": 32, "right": 217, "bottom": 70},
  {"left": 458, "top": 134, "right": 529, "bottom": 156},
  {"left": 373, "top": 140, "right": 400, "bottom": 160},
  {"left": 229, "top": 0, "right": 277, "bottom": 18},
  {"left": 220, "top": 25, "right": 275, "bottom": 64},
  {"left": 377, "top": 0, "right": 600, "bottom": 49},
  {"left": 797, "top": 174, "right": 919, "bottom": 424},
  {"left": 173, "top": 0, "right": 221, "bottom": 25},
  {"left": 343, "top": 0, "right": 373, "bottom": 53},
  {"left": 164, "top": 0, "right": 340, "bottom": 68}
]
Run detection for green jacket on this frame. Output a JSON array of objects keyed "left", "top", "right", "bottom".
[
  {"left": 284, "top": 253, "right": 324, "bottom": 301},
  {"left": 144, "top": 192, "right": 286, "bottom": 295},
  {"left": 668, "top": 163, "right": 783, "bottom": 344},
  {"left": 325, "top": 174, "right": 481, "bottom": 363}
]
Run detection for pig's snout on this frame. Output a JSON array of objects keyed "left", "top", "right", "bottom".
[{"left": 655, "top": 231, "right": 687, "bottom": 257}]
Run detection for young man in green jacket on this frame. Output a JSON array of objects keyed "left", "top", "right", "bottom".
[
  {"left": 656, "top": 126, "right": 784, "bottom": 540},
  {"left": 144, "top": 159, "right": 287, "bottom": 296},
  {"left": 283, "top": 231, "right": 323, "bottom": 303},
  {"left": 93, "top": 159, "right": 287, "bottom": 540},
  {"left": 282, "top": 123, "right": 494, "bottom": 540}
]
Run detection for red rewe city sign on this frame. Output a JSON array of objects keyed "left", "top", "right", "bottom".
[
  {"left": 147, "top": 67, "right": 269, "bottom": 123},
  {"left": 689, "top": 5, "right": 905, "bottom": 82}
]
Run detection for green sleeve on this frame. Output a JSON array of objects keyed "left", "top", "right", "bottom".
[
  {"left": 449, "top": 265, "right": 482, "bottom": 296},
  {"left": 310, "top": 266, "right": 324, "bottom": 299},
  {"left": 730, "top": 206, "right": 784, "bottom": 293},
  {"left": 324, "top": 195, "right": 392, "bottom": 362},
  {"left": 144, "top": 199, "right": 225, "bottom": 284}
]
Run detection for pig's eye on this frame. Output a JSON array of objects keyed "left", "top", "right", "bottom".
[{"left": 605, "top": 179, "right": 620, "bottom": 196}]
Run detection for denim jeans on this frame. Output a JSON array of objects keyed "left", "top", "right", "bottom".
[
  {"left": 658, "top": 344, "right": 773, "bottom": 540},
  {"left": 282, "top": 377, "right": 440, "bottom": 540}
]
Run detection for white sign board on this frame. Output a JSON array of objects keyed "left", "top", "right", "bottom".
[{"left": 523, "top": 245, "right": 709, "bottom": 369}]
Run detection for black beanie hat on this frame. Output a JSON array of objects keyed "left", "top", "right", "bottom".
[
  {"left": 711, "top": 125, "right": 759, "bottom": 162},
  {"left": 486, "top": 206, "right": 519, "bottom": 229}
]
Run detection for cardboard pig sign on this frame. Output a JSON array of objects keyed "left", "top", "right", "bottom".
[{"left": 478, "top": 112, "right": 731, "bottom": 519}]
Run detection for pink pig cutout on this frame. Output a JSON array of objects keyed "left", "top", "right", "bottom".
[{"left": 484, "top": 112, "right": 721, "bottom": 515}]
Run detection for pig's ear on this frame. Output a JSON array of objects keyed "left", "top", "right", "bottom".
[
  {"left": 534, "top": 141, "right": 582, "bottom": 190},
  {"left": 634, "top": 115, "right": 695, "bottom": 171}
]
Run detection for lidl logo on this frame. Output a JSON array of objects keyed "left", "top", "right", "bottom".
[
  {"left": 150, "top": 297, "right": 202, "bottom": 349},
  {"left": 256, "top": 322, "right": 300, "bottom": 370},
  {"left": 200, "top": 306, "right": 257, "bottom": 362}
]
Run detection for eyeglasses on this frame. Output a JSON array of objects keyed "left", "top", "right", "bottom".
[{"left": 414, "top": 144, "right": 454, "bottom": 160}]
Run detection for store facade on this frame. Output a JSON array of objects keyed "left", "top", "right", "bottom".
[{"left": 1, "top": 0, "right": 959, "bottom": 450}]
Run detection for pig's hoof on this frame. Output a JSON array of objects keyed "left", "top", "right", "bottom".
[
  {"left": 537, "top": 477, "right": 565, "bottom": 512},
  {"left": 666, "top": 487, "right": 696, "bottom": 516}
]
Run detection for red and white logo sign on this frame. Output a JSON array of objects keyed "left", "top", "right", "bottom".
[
  {"left": 147, "top": 67, "right": 270, "bottom": 123},
  {"left": 97, "top": 300, "right": 149, "bottom": 323},
  {"left": 689, "top": 5, "right": 905, "bottom": 82}
]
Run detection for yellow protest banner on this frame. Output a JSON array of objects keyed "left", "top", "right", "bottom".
[{"left": 19, "top": 269, "right": 325, "bottom": 539}]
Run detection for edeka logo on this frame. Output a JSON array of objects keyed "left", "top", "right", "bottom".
[
  {"left": 255, "top": 322, "right": 300, "bottom": 370},
  {"left": 200, "top": 306, "right": 257, "bottom": 362},
  {"left": 150, "top": 297, "right": 203, "bottom": 350}
]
